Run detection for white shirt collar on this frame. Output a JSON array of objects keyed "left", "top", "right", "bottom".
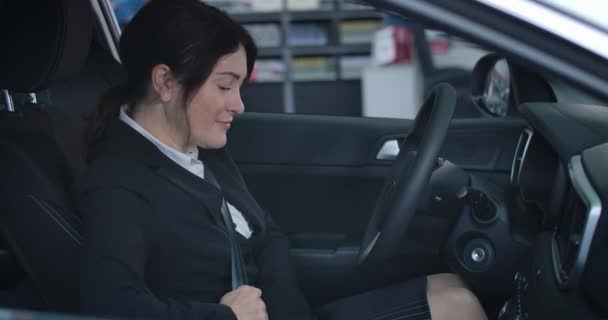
[
  {"left": 119, "top": 105, "right": 204, "bottom": 177},
  {"left": 118, "top": 105, "right": 252, "bottom": 239}
]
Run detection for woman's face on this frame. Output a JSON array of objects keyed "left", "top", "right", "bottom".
[{"left": 184, "top": 46, "right": 248, "bottom": 149}]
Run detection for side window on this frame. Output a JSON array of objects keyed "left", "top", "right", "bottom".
[
  {"left": 107, "top": 0, "right": 489, "bottom": 119},
  {"left": 110, "top": 0, "right": 147, "bottom": 29}
]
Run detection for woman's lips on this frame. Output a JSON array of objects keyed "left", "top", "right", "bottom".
[{"left": 218, "top": 121, "right": 231, "bottom": 129}]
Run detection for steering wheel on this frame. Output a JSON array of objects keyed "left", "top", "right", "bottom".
[{"left": 359, "top": 83, "right": 457, "bottom": 266}]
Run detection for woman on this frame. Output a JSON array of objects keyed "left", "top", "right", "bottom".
[{"left": 76, "top": 1, "right": 487, "bottom": 319}]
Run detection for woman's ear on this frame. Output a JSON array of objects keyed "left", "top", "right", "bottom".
[{"left": 151, "top": 64, "right": 176, "bottom": 103}]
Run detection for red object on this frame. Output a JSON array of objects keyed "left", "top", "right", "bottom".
[
  {"left": 429, "top": 39, "right": 451, "bottom": 55},
  {"left": 372, "top": 26, "right": 413, "bottom": 65}
]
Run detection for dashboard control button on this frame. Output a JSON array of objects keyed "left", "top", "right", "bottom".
[
  {"left": 472, "top": 248, "right": 486, "bottom": 262},
  {"left": 462, "top": 238, "right": 494, "bottom": 271}
]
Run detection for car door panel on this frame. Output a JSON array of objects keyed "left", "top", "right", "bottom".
[
  {"left": 227, "top": 112, "right": 526, "bottom": 302},
  {"left": 230, "top": 113, "right": 525, "bottom": 169}
]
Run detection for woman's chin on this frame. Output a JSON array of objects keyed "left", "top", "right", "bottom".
[{"left": 198, "top": 136, "right": 227, "bottom": 150}]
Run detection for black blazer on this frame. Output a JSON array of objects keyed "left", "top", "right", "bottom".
[{"left": 75, "top": 119, "right": 312, "bottom": 320}]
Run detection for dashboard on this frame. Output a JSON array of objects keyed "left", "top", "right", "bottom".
[
  {"left": 516, "top": 102, "right": 608, "bottom": 319},
  {"left": 463, "top": 54, "right": 608, "bottom": 319}
]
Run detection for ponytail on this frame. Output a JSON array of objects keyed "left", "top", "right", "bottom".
[{"left": 84, "top": 83, "right": 132, "bottom": 162}]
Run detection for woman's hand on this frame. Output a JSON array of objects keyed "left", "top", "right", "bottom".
[{"left": 220, "top": 285, "right": 268, "bottom": 320}]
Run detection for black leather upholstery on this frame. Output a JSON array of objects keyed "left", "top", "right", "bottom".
[
  {"left": 0, "top": 0, "right": 94, "bottom": 312},
  {"left": 0, "top": 108, "right": 81, "bottom": 312},
  {"left": 0, "top": 0, "right": 92, "bottom": 92}
]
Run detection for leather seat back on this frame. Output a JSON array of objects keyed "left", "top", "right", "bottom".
[
  {"left": 0, "top": 108, "right": 82, "bottom": 311},
  {"left": 0, "top": 0, "right": 93, "bottom": 312}
]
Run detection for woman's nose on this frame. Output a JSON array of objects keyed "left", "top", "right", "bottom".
[{"left": 229, "top": 92, "right": 245, "bottom": 114}]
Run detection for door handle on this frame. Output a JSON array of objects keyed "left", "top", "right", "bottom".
[{"left": 376, "top": 139, "right": 400, "bottom": 160}]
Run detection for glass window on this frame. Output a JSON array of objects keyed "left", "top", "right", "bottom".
[
  {"left": 109, "top": 0, "right": 148, "bottom": 29},
  {"left": 107, "top": 0, "right": 490, "bottom": 119}
]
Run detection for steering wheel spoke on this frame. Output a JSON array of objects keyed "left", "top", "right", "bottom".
[{"left": 359, "top": 83, "right": 458, "bottom": 266}]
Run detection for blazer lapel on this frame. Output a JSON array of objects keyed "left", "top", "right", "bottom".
[
  {"left": 155, "top": 163, "right": 227, "bottom": 231},
  {"left": 203, "top": 152, "right": 265, "bottom": 233},
  {"left": 101, "top": 119, "right": 255, "bottom": 233},
  {"left": 221, "top": 180, "right": 264, "bottom": 233}
]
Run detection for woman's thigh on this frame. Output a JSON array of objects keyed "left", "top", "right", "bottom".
[
  {"left": 318, "top": 273, "right": 487, "bottom": 320},
  {"left": 319, "top": 276, "right": 431, "bottom": 320},
  {"left": 426, "top": 273, "right": 487, "bottom": 320}
]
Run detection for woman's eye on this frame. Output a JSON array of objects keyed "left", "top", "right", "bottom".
[{"left": 218, "top": 85, "right": 231, "bottom": 91}]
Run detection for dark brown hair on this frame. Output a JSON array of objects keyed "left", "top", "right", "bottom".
[{"left": 85, "top": 0, "right": 257, "bottom": 160}]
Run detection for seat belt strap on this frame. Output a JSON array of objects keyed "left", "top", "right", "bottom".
[{"left": 204, "top": 166, "right": 249, "bottom": 289}]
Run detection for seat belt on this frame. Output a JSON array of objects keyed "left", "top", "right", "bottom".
[{"left": 204, "top": 166, "right": 249, "bottom": 289}]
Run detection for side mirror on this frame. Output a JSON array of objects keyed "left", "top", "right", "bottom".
[{"left": 471, "top": 54, "right": 512, "bottom": 117}]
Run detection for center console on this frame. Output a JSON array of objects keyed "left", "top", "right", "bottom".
[
  {"left": 444, "top": 174, "right": 533, "bottom": 300},
  {"left": 454, "top": 143, "right": 608, "bottom": 320},
  {"left": 496, "top": 232, "right": 598, "bottom": 320}
]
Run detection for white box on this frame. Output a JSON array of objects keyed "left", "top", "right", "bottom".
[
  {"left": 339, "top": 0, "right": 372, "bottom": 10},
  {"left": 340, "top": 56, "right": 371, "bottom": 79},
  {"left": 251, "top": 0, "right": 282, "bottom": 11},
  {"left": 362, "top": 64, "right": 423, "bottom": 119},
  {"left": 252, "top": 60, "right": 285, "bottom": 82},
  {"left": 287, "top": 0, "right": 320, "bottom": 11},
  {"left": 245, "top": 23, "right": 281, "bottom": 47},
  {"left": 287, "top": 24, "right": 328, "bottom": 46}
]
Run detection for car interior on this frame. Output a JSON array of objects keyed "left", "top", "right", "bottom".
[{"left": 0, "top": 0, "right": 607, "bottom": 319}]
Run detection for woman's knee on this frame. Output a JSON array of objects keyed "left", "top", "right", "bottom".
[
  {"left": 427, "top": 273, "right": 467, "bottom": 292},
  {"left": 426, "top": 274, "right": 487, "bottom": 320}
]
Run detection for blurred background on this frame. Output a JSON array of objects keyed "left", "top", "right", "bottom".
[{"left": 109, "top": 0, "right": 490, "bottom": 119}]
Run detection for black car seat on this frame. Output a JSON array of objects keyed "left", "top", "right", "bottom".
[{"left": 0, "top": 0, "right": 93, "bottom": 312}]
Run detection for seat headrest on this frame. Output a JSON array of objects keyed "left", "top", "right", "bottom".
[{"left": 0, "top": 0, "right": 93, "bottom": 92}]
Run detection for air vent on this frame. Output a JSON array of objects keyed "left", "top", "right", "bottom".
[
  {"left": 510, "top": 128, "right": 533, "bottom": 184},
  {"left": 552, "top": 155, "right": 603, "bottom": 289}
]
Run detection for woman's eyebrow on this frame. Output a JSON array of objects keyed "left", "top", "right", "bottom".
[{"left": 216, "top": 71, "right": 241, "bottom": 80}]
